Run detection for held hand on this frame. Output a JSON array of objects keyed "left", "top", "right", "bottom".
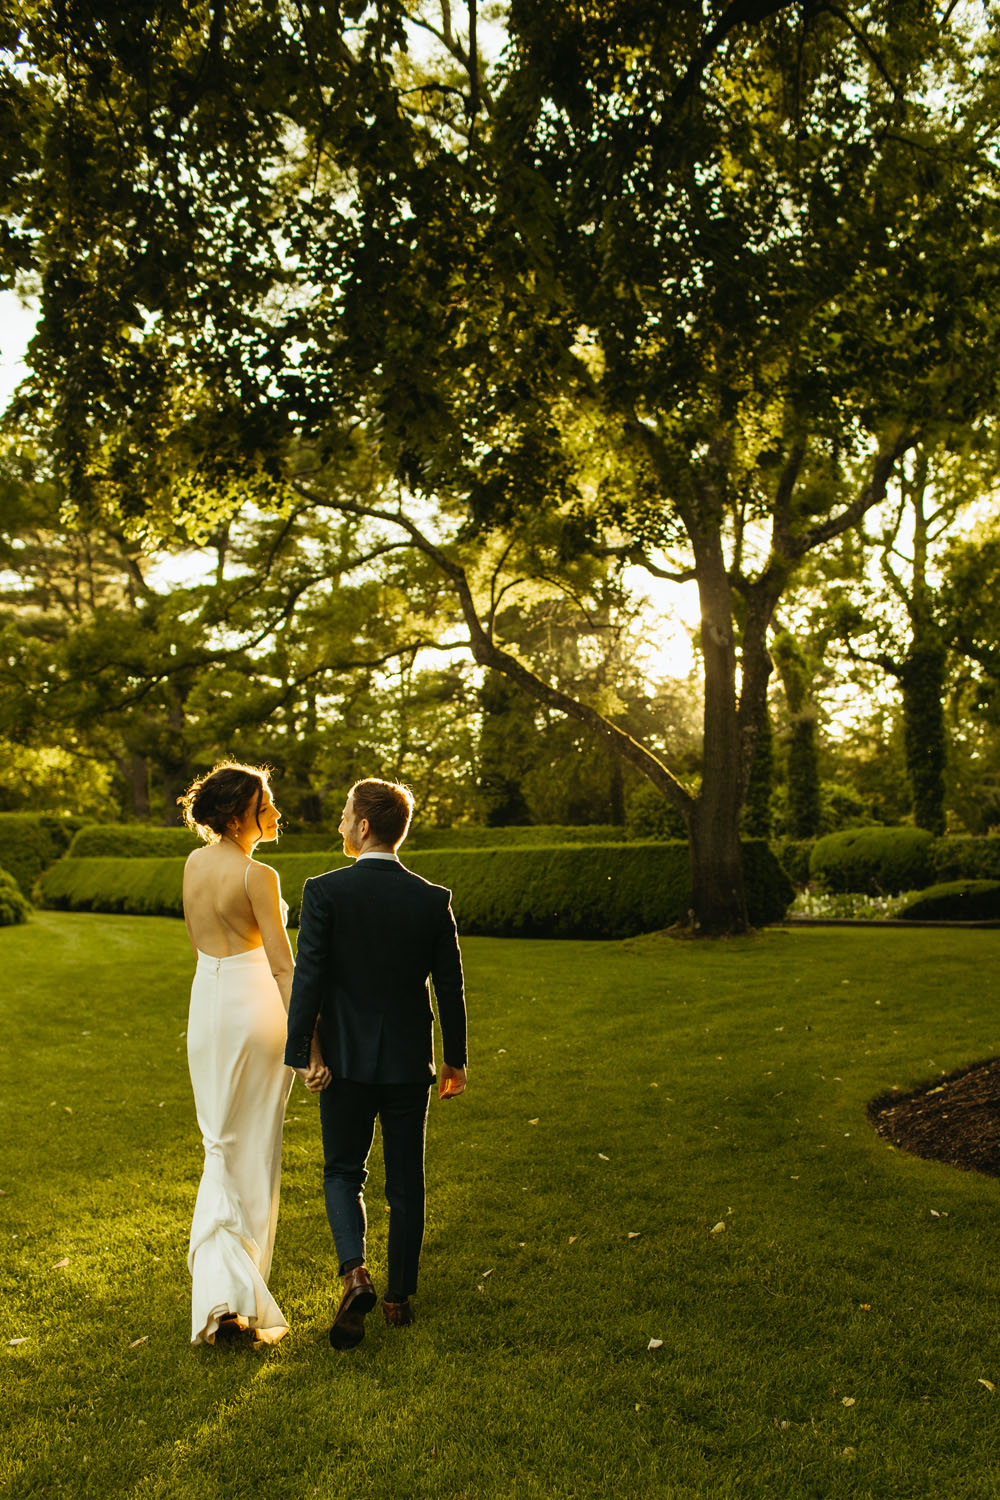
[
  {"left": 438, "top": 1064, "right": 467, "bottom": 1100},
  {"left": 294, "top": 1064, "right": 330, "bottom": 1094},
  {"left": 305, "top": 1030, "right": 331, "bottom": 1092}
]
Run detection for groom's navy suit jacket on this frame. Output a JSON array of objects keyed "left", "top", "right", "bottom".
[{"left": 284, "top": 857, "right": 467, "bottom": 1086}]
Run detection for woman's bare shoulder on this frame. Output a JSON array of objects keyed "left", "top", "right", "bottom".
[{"left": 184, "top": 844, "right": 215, "bottom": 867}]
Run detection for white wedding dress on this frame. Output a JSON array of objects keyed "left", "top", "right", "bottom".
[{"left": 187, "top": 941, "right": 293, "bottom": 1345}]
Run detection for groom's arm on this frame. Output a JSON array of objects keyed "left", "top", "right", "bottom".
[
  {"left": 430, "top": 891, "right": 467, "bottom": 1072},
  {"left": 284, "top": 877, "right": 332, "bottom": 1071}
]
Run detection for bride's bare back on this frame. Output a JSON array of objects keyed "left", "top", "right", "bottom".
[
  {"left": 179, "top": 768, "right": 295, "bottom": 1009},
  {"left": 183, "top": 841, "right": 269, "bottom": 957}
]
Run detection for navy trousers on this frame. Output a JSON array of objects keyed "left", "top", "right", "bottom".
[{"left": 319, "top": 1077, "right": 431, "bottom": 1300}]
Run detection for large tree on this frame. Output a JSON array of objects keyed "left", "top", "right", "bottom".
[
  {"left": 782, "top": 439, "right": 1000, "bottom": 834},
  {"left": 5, "top": 1, "right": 1000, "bottom": 927}
]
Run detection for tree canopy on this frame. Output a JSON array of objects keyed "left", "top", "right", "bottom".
[{"left": 4, "top": 0, "right": 1000, "bottom": 926}]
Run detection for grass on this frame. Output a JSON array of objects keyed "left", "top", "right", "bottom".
[{"left": 2, "top": 913, "right": 1000, "bottom": 1499}]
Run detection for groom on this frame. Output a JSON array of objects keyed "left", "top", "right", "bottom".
[{"left": 285, "top": 777, "right": 467, "bottom": 1349}]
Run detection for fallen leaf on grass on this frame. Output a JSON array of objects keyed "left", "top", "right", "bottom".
[
  {"left": 129, "top": 1336, "right": 148, "bottom": 1349},
  {"left": 64, "top": 1107, "right": 72, "bottom": 1115},
  {"left": 710, "top": 1222, "right": 726, "bottom": 1234},
  {"left": 568, "top": 1236, "right": 578, "bottom": 1244},
  {"left": 978, "top": 1379, "right": 996, "bottom": 1393},
  {"left": 598, "top": 1152, "right": 610, "bottom": 1161},
  {"left": 8, "top": 1338, "right": 28, "bottom": 1347},
  {"left": 842, "top": 1397, "right": 856, "bottom": 1407},
  {"left": 627, "top": 1232, "right": 641, "bottom": 1240},
  {"left": 481, "top": 1268, "right": 494, "bottom": 1278},
  {"left": 527, "top": 1118, "right": 539, "bottom": 1126},
  {"left": 50, "top": 1258, "right": 69, "bottom": 1270},
  {"left": 647, "top": 1338, "right": 663, "bottom": 1351}
]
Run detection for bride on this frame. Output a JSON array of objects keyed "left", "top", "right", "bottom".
[{"left": 179, "top": 761, "right": 328, "bottom": 1346}]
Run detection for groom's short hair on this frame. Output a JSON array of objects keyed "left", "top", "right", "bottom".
[{"left": 350, "top": 778, "right": 414, "bottom": 849}]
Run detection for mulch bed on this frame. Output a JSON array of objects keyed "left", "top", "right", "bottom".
[{"left": 868, "top": 1058, "right": 1000, "bottom": 1179}]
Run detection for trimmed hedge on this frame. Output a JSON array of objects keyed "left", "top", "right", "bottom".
[
  {"left": 66, "top": 825, "right": 340, "bottom": 858},
  {"left": 407, "top": 824, "right": 626, "bottom": 849},
  {"left": 774, "top": 839, "right": 814, "bottom": 889},
  {"left": 809, "top": 827, "right": 935, "bottom": 896},
  {"left": 929, "top": 837, "right": 1000, "bottom": 884},
  {"left": 0, "top": 866, "right": 31, "bottom": 925},
  {"left": 66, "top": 824, "right": 628, "bottom": 858},
  {"left": 897, "top": 880, "right": 1000, "bottom": 922},
  {"left": 68, "top": 825, "right": 201, "bottom": 858},
  {"left": 0, "top": 813, "right": 91, "bottom": 897},
  {"left": 38, "top": 840, "right": 793, "bottom": 936}
]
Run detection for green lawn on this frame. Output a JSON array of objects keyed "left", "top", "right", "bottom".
[{"left": 3, "top": 913, "right": 1000, "bottom": 1499}]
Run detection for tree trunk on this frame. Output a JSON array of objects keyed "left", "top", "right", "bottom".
[
  {"left": 787, "top": 712, "right": 822, "bottom": 838},
  {"left": 742, "top": 707, "right": 773, "bottom": 838},
  {"left": 688, "top": 794, "right": 749, "bottom": 934},
  {"left": 129, "top": 755, "right": 150, "bottom": 819},
  {"left": 900, "top": 644, "right": 947, "bottom": 835},
  {"left": 687, "top": 533, "right": 750, "bottom": 933}
]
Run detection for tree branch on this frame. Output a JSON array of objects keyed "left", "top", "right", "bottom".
[
  {"left": 790, "top": 436, "right": 915, "bottom": 558},
  {"left": 293, "top": 481, "right": 696, "bottom": 814},
  {"left": 818, "top": 4, "right": 903, "bottom": 102},
  {"left": 627, "top": 548, "right": 698, "bottom": 584},
  {"left": 672, "top": 0, "right": 801, "bottom": 107}
]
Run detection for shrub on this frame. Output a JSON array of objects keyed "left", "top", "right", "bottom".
[
  {"left": 0, "top": 866, "right": 31, "bottom": 925},
  {"left": 38, "top": 840, "right": 793, "bottom": 935},
  {"left": 897, "top": 881, "right": 1000, "bottom": 922},
  {"left": 624, "top": 783, "right": 689, "bottom": 841},
  {"left": 928, "top": 836, "right": 1000, "bottom": 884},
  {"left": 809, "top": 826, "right": 935, "bottom": 895},
  {"left": 773, "top": 839, "right": 814, "bottom": 889},
  {"left": 0, "top": 813, "right": 90, "bottom": 896}
]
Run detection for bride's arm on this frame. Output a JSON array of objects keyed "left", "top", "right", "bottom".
[{"left": 246, "top": 862, "right": 295, "bottom": 1011}]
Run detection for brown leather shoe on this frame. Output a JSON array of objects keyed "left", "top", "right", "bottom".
[
  {"left": 381, "top": 1297, "right": 413, "bottom": 1328},
  {"left": 329, "top": 1265, "right": 377, "bottom": 1350}
]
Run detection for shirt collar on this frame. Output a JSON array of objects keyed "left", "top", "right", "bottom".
[{"left": 356, "top": 851, "right": 400, "bottom": 863}]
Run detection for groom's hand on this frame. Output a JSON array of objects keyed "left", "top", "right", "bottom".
[
  {"left": 295, "top": 1064, "right": 330, "bottom": 1093},
  {"left": 439, "top": 1064, "right": 467, "bottom": 1100},
  {"left": 302, "top": 1028, "right": 331, "bottom": 1092}
]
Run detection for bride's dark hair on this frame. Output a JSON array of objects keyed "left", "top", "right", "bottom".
[{"left": 179, "top": 762, "right": 271, "bottom": 844}]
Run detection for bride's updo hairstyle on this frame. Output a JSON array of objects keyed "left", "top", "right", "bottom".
[{"left": 179, "top": 762, "right": 270, "bottom": 844}]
